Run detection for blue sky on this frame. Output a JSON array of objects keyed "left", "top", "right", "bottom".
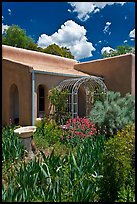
[{"left": 2, "top": 2, "right": 135, "bottom": 62}]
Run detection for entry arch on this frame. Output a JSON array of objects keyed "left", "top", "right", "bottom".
[{"left": 57, "top": 76, "right": 107, "bottom": 118}]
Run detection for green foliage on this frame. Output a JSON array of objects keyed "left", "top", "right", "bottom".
[
  {"left": 2, "top": 24, "right": 37, "bottom": 50},
  {"left": 102, "top": 44, "right": 135, "bottom": 58},
  {"left": 2, "top": 125, "right": 24, "bottom": 163},
  {"left": 48, "top": 88, "right": 68, "bottom": 112},
  {"left": 2, "top": 135, "right": 106, "bottom": 202},
  {"left": 2, "top": 122, "right": 135, "bottom": 201},
  {"left": 99, "top": 124, "right": 135, "bottom": 202},
  {"left": 43, "top": 43, "right": 74, "bottom": 59},
  {"left": 88, "top": 91, "right": 135, "bottom": 137},
  {"left": 48, "top": 88, "right": 69, "bottom": 124},
  {"left": 2, "top": 125, "right": 25, "bottom": 196},
  {"left": 34, "top": 117, "right": 63, "bottom": 147}
]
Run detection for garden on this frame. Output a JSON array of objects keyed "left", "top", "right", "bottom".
[{"left": 2, "top": 90, "right": 135, "bottom": 202}]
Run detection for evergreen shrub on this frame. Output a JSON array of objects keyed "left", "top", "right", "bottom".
[{"left": 88, "top": 91, "right": 135, "bottom": 137}]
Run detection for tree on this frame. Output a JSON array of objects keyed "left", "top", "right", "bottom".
[
  {"left": 43, "top": 44, "right": 74, "bottom": 59},
  {"left": 2, "top": 24, "right": 37, "bottom": 50},
  {"left": 2, "top": 24, "right": 74, "bottom": 59},
  {"left": 102, "top": 44, "right": 135, "bottom": 58}
]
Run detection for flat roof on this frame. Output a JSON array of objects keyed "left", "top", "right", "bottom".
[{"left": 2, "top": 45, "right": 89, "bottom": 77}]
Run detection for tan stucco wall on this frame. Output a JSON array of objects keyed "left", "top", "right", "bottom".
[
  {"left": 2, "top": 59, "right": 32, "bottom": 126},
  {"left": 2, "top": 59, "right": 73, "bottom": 125},
  {"left": 74, "top": 54, "right": 135, "bottom": 96},
  {"left": 34, "top": 73, "right": 73, "bottom": 120},
  {"left": 131, "top": 54, "right": 135, "bottom": 95},
  {"left": 2, "top": 45, "right": 77, "bottom": 71}
]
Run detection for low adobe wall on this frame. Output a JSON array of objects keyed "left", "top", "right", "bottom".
[
  {"left": 2, "top": 59, "right": 32, "bottom": 126},
  {"left": 75, "top": 54, "right": 135, "bottom": 96}
]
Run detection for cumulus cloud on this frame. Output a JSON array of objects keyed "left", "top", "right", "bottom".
[
  {"left": 68, "top": 2, "right": 126, "bottom": 21},
  {"left": 124, "top": 40, "right": 127, "bottom": 43},
  {"left": 8, "top": 8, "right": 11, "bottom": 15},
  {"left": 129, "top": 29, "right": 135, "bottom": 38},
  {"left": 98, "top": 40, "right": 102, "bottom": 43},
  {"left": 103, "top": 22, "right": 111, "bottom": 34},
  {"left": 37, "top": 20, "right": 95, "bottom": 60},
  {"left": 101, "top": 46, "right": 115, "bottom": 54},
  {"left": 2, "top": 16, "right": 4, "bottom": 21},
  {"left": 2, "top": 23, "right": 10, "bottom": 34}
]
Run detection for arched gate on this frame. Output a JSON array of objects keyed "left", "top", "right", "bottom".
[{"left": 57, "top": 76, "right": 107, "bottom": 119}]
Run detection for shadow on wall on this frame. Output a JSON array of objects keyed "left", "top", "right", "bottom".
[{"left": 9, "top": 83, "right": 19, "bottom": 125}]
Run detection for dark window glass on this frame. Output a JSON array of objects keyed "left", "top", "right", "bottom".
[{"left": 39, "top": 86, "right": 45, "bottom": 111}]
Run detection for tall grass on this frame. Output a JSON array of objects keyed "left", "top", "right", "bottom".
[
  {"left": 2, "top": 135, "right": 106, "bottom": 202},
  {"left": 2, "top": 125, "right": 24, "bottom": 164}
]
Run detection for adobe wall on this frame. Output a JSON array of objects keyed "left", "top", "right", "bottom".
[
  {"left": 75, "top": 54, "right": 135, "bottom": 96},
  {"left": 131, "top": 54, "right": 135, "bottom": 95},
  {"left": 34, "top": 73, "right": 72, "bottom": 119},
  {"left": 2, "top": 59, "right": 32, "bottom": 126},
  {"left": 2, "top": 45, "right": 77, "bottom": 70}
]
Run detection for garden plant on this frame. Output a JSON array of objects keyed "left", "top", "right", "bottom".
[
  {"left": 2, "top": 91, "right": 135, "bottom": 202},
  {"left": 88, "top": 91, "right": 135, "bottom": 137}
]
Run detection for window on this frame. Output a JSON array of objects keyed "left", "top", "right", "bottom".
[{"left": 38, "top": 85, "right": 45, "bottom": 112}]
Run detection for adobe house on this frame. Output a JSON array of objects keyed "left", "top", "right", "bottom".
[{"left": 2, "top": 45, "right": 135, "bottom": 126}]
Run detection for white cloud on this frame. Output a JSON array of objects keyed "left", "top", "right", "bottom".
[
  {"left": 129, "top": 29, "right": 135, "bottom": 38},
  {"left": 37, "top": 20, "right": 95, "bottom": 60},
  {"left": 98, "top": 40, "right": 102, "bottom": 43},
  {"left": 124, "top": 15, "right": 128, "bottom": 20},
  {"left": 106, "top": 22, "right": 111, "bottom": 26},
  {"left": 2, "top": 16, "right": 4, "bottom": 21},
  {"left": 8, "top": 8, "right": 11, "bottom": 15},
  {"left": 124, "top": 40, "right": 127, "bottom": 43},
  {"left": 94, "top": 8, "right": 100, "bottom": 13},
  {"left": 2, "top": 23, "right": 10, "bottom": 34},
  {"left": 68, "top": 2, "right": 126, "bottom": 21},
  {"left": 103, "top": 22, "right": 111, "bottom": 34},
  {"left": 101, "top": 46, "right": 115, "bottom": 54}
]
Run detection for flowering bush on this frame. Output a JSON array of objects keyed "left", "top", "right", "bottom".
[{"left": 60, "top": 117, "right": 97, "bottom": 145}]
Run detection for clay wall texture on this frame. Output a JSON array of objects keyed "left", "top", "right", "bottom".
[{"left": 74, "top": 54, "right": 135, "bottom": 96}]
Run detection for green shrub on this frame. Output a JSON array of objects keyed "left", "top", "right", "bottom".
[
  {"left": 48, "top": 87, "right": 69, "bottom": 124},
  {"left": 99, "top": 123, "right": 135, "bottom": 202},
  {"left": 34, "top": 118, "right": 63, "bottom": 147},
  {"left": 88, "top": 91, "right": 135, "bottom": 137}
]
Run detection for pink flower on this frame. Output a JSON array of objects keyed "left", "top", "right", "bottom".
[
  {"left": 73, "top": 118, "right": 77, "bottom": 124},
  {"left": 66, "top": 122, "right": 71, "bottom": 128}
]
